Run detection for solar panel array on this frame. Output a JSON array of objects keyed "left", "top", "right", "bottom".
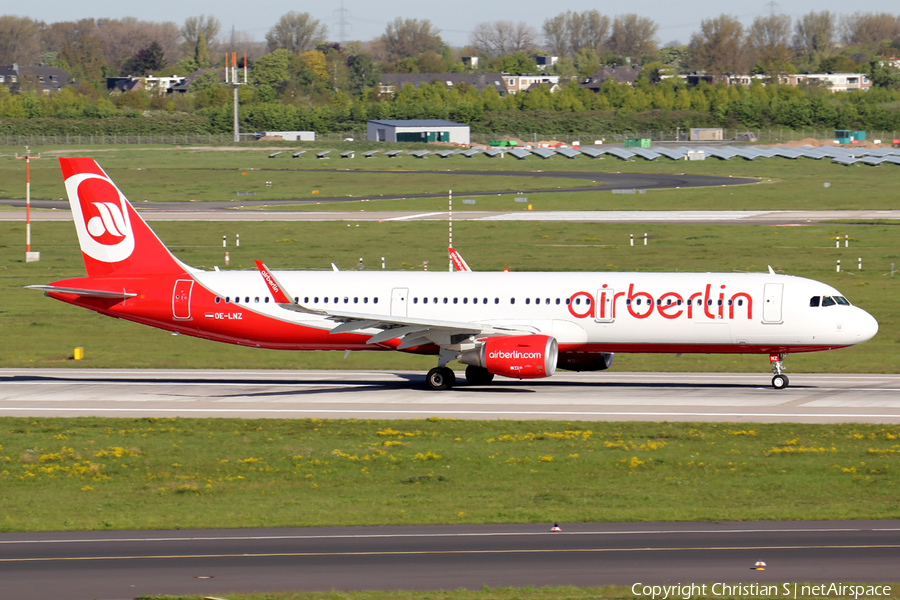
[{"left": 280, "top": 143, "right": 900, "bottom": 165}]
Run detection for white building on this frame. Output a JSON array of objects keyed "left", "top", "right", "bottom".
[
  {"left": 367, "top": 119, "right": 470, "bottom": 145},
  {"left": 783, "top": 73, "right": 872, "bottom": 92}
]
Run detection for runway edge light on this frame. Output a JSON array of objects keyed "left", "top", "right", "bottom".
[
  {"left": 551, "top": 523, "right": 561, "bottom": 532},
  {"left": 752, "top": 561, "right": 766, "bottom": 571}
]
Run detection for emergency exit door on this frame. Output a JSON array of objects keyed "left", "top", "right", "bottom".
[
  {"left": 762, "top": 283, "right": 783, "bottom": 323},
  {"left": 173, "top": 279, "right": 194, "bottom": 320}
]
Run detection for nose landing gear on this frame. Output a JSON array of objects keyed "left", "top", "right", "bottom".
[{"left": 769, "top": 353, "right": 789, "bottom": 389}]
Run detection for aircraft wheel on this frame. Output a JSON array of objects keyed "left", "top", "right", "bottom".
[
  {"left": 772, "top": 374, "right": 789, "bottom": 390},
  {"left": 426, "top": 367, "right": 453, "bottom": 391},
  {"left": 465, "top": 365, "right": 495, "bottom": 386}
]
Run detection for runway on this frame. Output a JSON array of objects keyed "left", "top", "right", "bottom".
[
  {"left": 2, "top": 369, "right": 900, "bottom": 423},
  {"left": 1, "top": 521, "right": 898, "bottom": 600},
  {"left": 3, "top": 208, "right": 900, "bottom": 224}
]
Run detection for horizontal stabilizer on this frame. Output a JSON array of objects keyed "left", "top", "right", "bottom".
[{"left": 25, "top": 285, "right": 137, "bottom": 299}]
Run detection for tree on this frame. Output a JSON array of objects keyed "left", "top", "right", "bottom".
[
  {"left": 95, "top": 18, "right": 181, "bottom": 74},
  {"left": 0, "top": 16, "right": 41, "bottom": 65},
  {"left": 266, "top": 12, "right": 327, "bottom": 54},
  {"left": 793, "top": 11, "right": 836, "bottom": 60},
  {"left": 841, "top": 12, "right": 900, "bottom": 51},
  {"left": 195, "top": 31, "right": 210, "bottom": 68},
  {"left": 748, "top": 15, "right": 793, "bottom": 76},
  {"left": 122, "top": 41, "right": 167, "bottom": 75},
  {"left": 470, "top": 21, "right": 538, "bottom": 57},
  {"left": 659, "top": 45, "right": 691, "bottom": 74},
  {"left": 347, "top": 52, "right": 380, "bottom": 96},
  {"left": 542, "top": 10, "right": 610, "bottom": 58},
  {"left": 381, "top": 18, "right": 443, "bottom": 63},
  {"left": 574, "top": 48, "right": 600, "bottom": 78},
  {"left": 251, "top": 49, "right": 292, "bottom": 88},
  {"left": 609, "top": 14, "right": 658, "bottom": 59},
  {"left": 182, "top": 15, "right": 221, "bottom": 50},
  {"left": 689, "top": 14, "right": 747, "bottom": 76}
]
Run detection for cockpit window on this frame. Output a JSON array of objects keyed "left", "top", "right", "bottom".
[
  {"left": 821, "top": 296, "right": 836, "bottom": 307},
  {"left": 809, "top": 296, "right": 820, "bottom": 307},
  {"left": 835, "top": 296, "right": 850, "bottom": 306}
]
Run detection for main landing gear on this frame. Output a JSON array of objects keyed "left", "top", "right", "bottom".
[
  {"left": 769, "top": 353, "right": 789, "bottom": 390},
  {"left": 426, "top": 367, "right": 456, "bottom": 391}
]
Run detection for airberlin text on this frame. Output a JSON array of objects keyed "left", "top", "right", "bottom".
[
  {"left": 488, "top": 350, "right": 542, "bottom": 360},
  {"left": 569, "top": 283, "right": 753, "bottom": 320},
  {"left": 631, "top": 583, "right": 891, "bottom": 600}
]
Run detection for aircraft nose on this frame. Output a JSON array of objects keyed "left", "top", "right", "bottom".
[{"left": 855, "top": 308, "right": 879, "bottom": 343}]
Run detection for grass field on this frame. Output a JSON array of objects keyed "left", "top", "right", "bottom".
[
  {"left": 1, "top": 219, "right": 896, "bottom": 372},
  {"left": 3, "top": 417, "right": 900, "bottom": 532},
  {"left": 134, "top": 587, "right": 900, "bottom": 600},
  {"left": 2, "top": 144, "right": 900, "bottom": 211}
]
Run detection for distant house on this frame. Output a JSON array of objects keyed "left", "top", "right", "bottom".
[
  {"left": 503, "top": 74, "right": 560, "bottom": 94},
  {"left": 107, "top": 74, "right": 188, "bottom": 95},
  {"left": 169, "top": 68, "right": 225, "bottom": 93},
  {"left": 783, "top": 73, "right": 871, "bottom": 92},
  {"left": 1, "top": 64, "right": 69, "bottom": 93},
  {"left": 581, "top": 65, "right": 642, "bottom": 90},
  {"left": 535, "top": 56, "right": 558, "bottom": 71},
  {"left": 379, "top": 73, "right": 508, "bottom": 95}
]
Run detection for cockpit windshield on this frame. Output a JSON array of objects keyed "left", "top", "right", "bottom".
[{"left": 811, "top": 295, "right": 851, "bottom": 307}]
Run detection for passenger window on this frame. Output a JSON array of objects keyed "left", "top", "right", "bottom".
[
  {"left": 215, "top": 297, "right": 220, "bottom": 303},
  {"left": 294, "top": 297, "right": 298, "bottom": 303},
  {"left": 463, "top": 298, "right": 468, "bottom": 304},
  {"left": 422, "top": 297, "right": 427, "bottom": 304},
  {"left": 304, "top": 297, "right": 309, "bottom": 303},
  {"left": 314, "top": 297, "right": 319, "bottom": 303},
  {"left": 526, "top": 298, "right": 531, "bottom": 305},
  {"left": 234, "top": 297, "right": 240, "bottom": 304},
  {"left": 354, "top": 297, "right": 359, "bottom": 303},
  {"left": 555, "top": 298, "right": 560, "bottom": 305},
  {"left": 433, "top": 298, "right": 438, "bottom": 304},
  {"left": 334, "top": 297, "right": 338, "bottom": 304},
  {"left": 738, "top": 299, "right": 743, "bottom": 306},
  {"left": 255, "top": 297, "right": 259, "bottom": 303},
  {"left": 265, "top": 297, "right": 270, "bottom": 303},
  {"left": 510, "top": 298, "right": 515, "bottom": 304},
  {"left": 565, "top": 298, "right": 570, "bottom": 305},
  {"left": 471, "top": 298, "right": 477, "bottom": 304},
  {"left": 364, "top": 297, "right": 368, "bottom": 303},
  {"left": 245, "top": 297, "right": 249, "bottom": 303},
  {"left": 483, "top": 298, "right": 488, "bottom": 304},
  {"left": 413, "top": 298, "right": 418, "bottom": 304},
  {"left": 822, "top": 296, "right": 836, "bottom": 307},
  {"left": 374, "top": 298, "right": 378, "bottom": 304},
  {"left": 443, "top": 298, "right": 448, "bottom": 304},
  {"left": 324, "top": 297, "right": 329, "bottom": 303},
  {"left": 225, "top": 297, "right": 230, "bottom": 303},
  {"left": 495, "top": 298, "right": 499, "bottom": 304},
  {"left": 344, "top": 297, "right": 349, "bottom": 304},
  {"left": 453, "top": 298, "right": 458, "bottom": 304}
]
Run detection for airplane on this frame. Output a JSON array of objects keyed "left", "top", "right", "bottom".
[{"left": 27, "top": 158, "right": 879, "bottom": 391}]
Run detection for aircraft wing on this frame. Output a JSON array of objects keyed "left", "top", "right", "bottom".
[{"left": 254, "top": 261, "right": 533, "bottom": 348}]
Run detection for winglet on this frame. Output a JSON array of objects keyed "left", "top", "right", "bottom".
[
  {"left": 255, "top": 260, "right": 292, "bottom": 303},
  {"left": 254, "top": 260, "right": 325, "bottom": 315},
  {"left": 449, "top": 247, "right": 471, "bottom": 272}
]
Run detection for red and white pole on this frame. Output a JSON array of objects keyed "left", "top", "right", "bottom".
[
  {"left": 448, "top": 189, "right": 453, "bottom": 271},
  {"left": 25, "top": 152, "right": 31, "bottom": 253}
]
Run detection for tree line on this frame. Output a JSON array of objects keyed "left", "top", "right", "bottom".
[{"left": 1, "top": 10, "right": 899, "bottom": 136}]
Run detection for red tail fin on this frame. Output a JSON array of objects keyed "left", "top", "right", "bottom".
[{"left": 60, "top": 158, "right": 186, "bottom": 278}]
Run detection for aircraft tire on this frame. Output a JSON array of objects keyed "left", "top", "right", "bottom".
[
  {"left": 465, "top": 365, "right": 495, "bottom": 385},
  {"left": 772, "top": 374, "right": 789, "bottom": 390},
  {"left": 426, "top": 367, "right": 453, "bottom": 391}
]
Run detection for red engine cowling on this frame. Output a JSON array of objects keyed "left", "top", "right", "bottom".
[{"left": 459, "top": 335, "right": 558, "bottom": 380}]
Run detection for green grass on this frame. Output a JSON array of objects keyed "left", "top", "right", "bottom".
[
  {"left": 3, "top": 417, "right": 900, "bottom": 532},
  {"left": 1, "top": 144, "right": 899, "bottom": 210},
  {"left": 134, "top": 586, "right": 900, "bottom": 600},
  {"left": 1, "top": 219, "right": 897, "bottom": 372}
]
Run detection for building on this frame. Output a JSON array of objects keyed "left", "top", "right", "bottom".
[
  {"left": 581, "top": 65, "right": 642, "bottom": 91},
  {"left": 503, "top": 74, "right": 560, "bottom": 94},
  {"left": 106, "top": 74, "right": 187, "bottom": 95},
  {"left": 461, "top": 57, "right": 479, "bottom": 69},
  {"left": 367, "top": 119, "right": 470, "bottom": 145},
  {"left": 255, "top": 131, "right": 316, "bottom": 141},
  {"left": 535, "top": 56, "right": 558, "bottom": 71},
  {"left": 783, "top": 73, "right": 871, "bottom": 92},
  {"left": 690, "top": 128, "right": 723, "bottom": 141},
  {"left": 379, "top": 73, "right": 507, "bottom": 95},
  {"left": 1, "top": 64, "right": 69, "bottom": 93}
]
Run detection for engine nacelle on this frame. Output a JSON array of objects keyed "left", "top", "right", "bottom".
[
  {"left": 557, "top": 351, "right": 614, "bottom": 372},
  {"left": 458, "top": 335, "right": 558, "bottom": 380}
]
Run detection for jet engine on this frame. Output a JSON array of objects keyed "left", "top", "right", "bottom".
[{"left": 458, "top": 335, "right": 558, "bottom": 379}]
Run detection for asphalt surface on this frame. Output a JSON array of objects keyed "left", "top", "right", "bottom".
[
  {"left": 1, "top": 521, "right": 898, "bottom": 600},
  {"left": 2, "top": 370, "right": 900, "bottom": 423},
  {"left": 0, "top": 170, "right": 755, "bottom": 211}
]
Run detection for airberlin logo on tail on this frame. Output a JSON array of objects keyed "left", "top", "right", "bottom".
[{"left": 65, "top": 173, "right": 135, "bottom": 263}]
